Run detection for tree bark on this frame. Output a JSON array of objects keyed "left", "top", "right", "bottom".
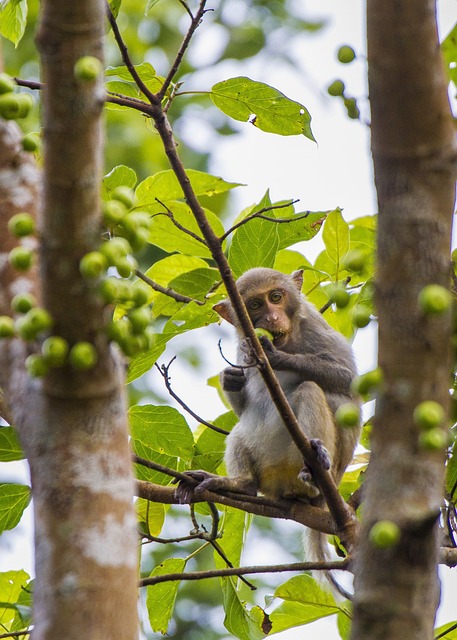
[
  {"left": 351, "top": 1, "right": 457, "bottom": 639},
  {"left": 0, "top": 2, "right": 139, "bottom": 638}
]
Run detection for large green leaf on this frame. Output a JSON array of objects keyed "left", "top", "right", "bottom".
[
  {"left": 102, "top": 165, "right": 137, "bottom": 199},
  {"left": 322, "top": 209, "right": 349, "bottom": 268},
  {"left": 105, "top": 62, "right": 157, "bottom": 82},
  {"left": 0, "top": 570, "right": 30, "bottom": 630},
  {"left": 0, "top": 484, "right": 31, "bottom": 534},
  {"left": 129, "top": 405, "right": 194, "bottom": 460},
  {"left": 269, "top": 574, "right": 341, "bottom": 633},
  {"left": 146, "top": 558, "right": 187, "bottom": 633},
  {"left": 211, "top": 77, "right": 315, "bottom": 140},
  {"left": 135, "top": 169, "right": 243, "bottom": 209},
  {"left": 136, "top": 498, "right": 166, "bottom": 537},
  {"left": 0, "top": 427, "right": 23, "bottom": 462},
  {"left": 442, "top": 23, "right": 457, "bottom": 85},
  {"left": 192, "top": 413, "right": 235, "bottom": 473},
  {"left": 0, "top": 0, "right": 27, "bottom": 46}
]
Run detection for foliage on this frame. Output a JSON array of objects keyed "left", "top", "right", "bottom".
[{"left": 0, "top": 1, "right": 456, "bottom": 639}]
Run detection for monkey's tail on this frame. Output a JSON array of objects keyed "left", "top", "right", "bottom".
[{"left": 303, "top": 527, "right": 353, "bottom": 600}]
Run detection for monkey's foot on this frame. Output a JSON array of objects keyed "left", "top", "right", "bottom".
[
  {"left": 174, "top": 470, "right": 219, "bottom": 503},
  {"left": 310, "top": 438, "right": 331, "bottom": 470}
]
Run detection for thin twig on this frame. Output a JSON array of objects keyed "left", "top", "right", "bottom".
[
  {"left": 0, "top": 631, "right": 32, "bottom": 639},
  {"left": 140, "top": 557, "right": 351, "bottom": 587},
  {"left": 155, "top": 359, "right": 229, "bottom": 435},
  {"left": 219, "top": 200, "right": 300, "bottom": 242},
  {"left": 134, "top": 269, "right": 205, "bottom": 306},
  {"left": 154, "top": 199, "right": 207, "bottom": 245}
]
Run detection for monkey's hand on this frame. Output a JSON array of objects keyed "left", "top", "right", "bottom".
[
  {"left": 297, "top": 438, "right": 332, "bottom": 497},
  {"left": 259, "top": 335, "right": 291, "bottom": 370},
  {"left": 221, "top": 366, "right": 246, "bottom": 392}
]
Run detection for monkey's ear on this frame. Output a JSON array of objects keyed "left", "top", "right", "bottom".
[
  {"left": 213, "top": 299, "right": 235, "bottom": 325},
  {"left": 291, "top": 269, "right": 304, "bottom": 291}
]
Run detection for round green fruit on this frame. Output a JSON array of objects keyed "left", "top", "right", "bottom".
[
  {"left": 335, "top": 402, "right": 360, "bottom": 428},
  {"left": 342, "top": 248, "right": 366, "bottom": 273},
  {"left": 353, "top": 306, "right": 371, "bottom": 328},
  {"left": 329, "top": 286, "right": 350, "bottom": 309},
  {"left": 0, "top": 93, "right": 21, "bottom": 119},
  {"left": 8, "top": 246, "right": 33, "bottom": 271},
  {"left": 255, "top": 327, "right": 274, "bottom": 342},
  {"left": 0, "top": 316, "right": 15, "bottom": 338},
  {"left": 344, "top": 97, "right": 360, "bottom": 120},
  {"left": 418, "top": 427, "right": 448, "bottom": 451},
  {"left": 25, "top": 307, "right": 53, "bottom": 335},
  {"left": 337, "top": 45, "right": 356, "bottom": 64},
  {"left": 74, "top": 56, "right": 102, "bottom": 81},
  {"left": 69, "top": 341, "right": 98, "bottom": 370},
  {"left": 327, "top": 79, "right": 345, "bottom": 97},
  {"left": 8, "top": 212, "right": 35, "bottom": 237},
  {"left": 79, "top": 251, "right": 108, "bottom": 279},
  {"left": 22, "top": 132, "right": 41, "bottom": 152},
  {"left": 16, "top": 93, "right": 34, "bottom": 118},
  {"left": 115, "top": 256, "right": 137, "bottom": 278},
  {"left": 351, "top": 368, "right": 383, "bottom": 397},
  {"left": 100, "top": 237, "right": 131, "bottom": 265},
  {"left": 26, "top": 354, "right": 49, "bottom": 378},
  {"left": 418, "top": 285, "right": 451, "bottom": 315},
  {"left": 42, "top": 336, "right": 69, "bottom": 367},
  {"left": 103, "top": 199, "right": 127, "bottom": 225},
  {"left": 130, "top": 281, "right": 150, "bottom": 307},
  {"left": 128, "top": 307, "right": 151, "bottom": 335},
  {"left": 413, "top": 400, "right": 445, "bottom": 430},
  {"left": 0, "top": 73, "right": 15, "bottom": 95},
  {"left": 369, "top": 520, "right": 401, "bottom": 549},
  {"left": 11, "top": 292, "right": 37, "bottom": 314},
  {"left": 112, "top": 185, "right": 135, "bottom": 209}
]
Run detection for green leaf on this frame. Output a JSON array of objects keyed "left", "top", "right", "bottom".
[
  {"left": 435, "top": 621, "right": 457, "bottom": 639},
  {"left": 108, "top": 0, "right": 121, "bottom": 18},
  {"left": 276, "top": 209, "right": 327, "bottom": 250},
  {"left": 337, "top": 605, "right": 353, "bottom": 640},
  {"left": 105, "top": 61, "right": 157, "bottom": 82},
  {"left": 0, "top": 484, "right": 31, "bottom": 534},
  {"left": 153, "top": 267, "right": 220, "bottom": 317},
  {"left": 147, "top": 558, "right": 187, "bottom": 634},
  {"left": 322, "top": 209, "right": 349, "bottom": 267},
  {"left": 0, "top": 427, "right": 23, "bottom": 462},
  {"left": 129, "top": 405, "right": 194, "bottom": 460},
  {"left": 148, "top": 202, "right": 225, "bottom": 258},
  {"left": 145, "top": 0, "right": 161, "bottom": 13},
  {"left": 0, "top": 0, "right": 27, "bottom": 46},
  {"left": 446, "top": 440, "right": 457, "bottom": 498},
  {"left": 102, "top": 165, "right": 137, "bottom": 199},
  {"left": 136, "top": 498, "right": 166, "bottom": 537},
  {"left": 193, "top": 413, "right": 235, "bottom": 472},
  {"left": 211, "top": 76, "right": 315, "bottom": 140},
  {"left": 442, "top": 23, "right": 457, "bottom": 85},
  {"left": 269, "top": 574, "right": 340, "bottom": 633},
  {"left": 0, "top": 570, "right": 30, "bottom": 630},
  {"left": 135, "top": 169, "right": 243, "bottom": 208},
  {"left": 228, "top": 192, "right": 280, "bottom": 277}
]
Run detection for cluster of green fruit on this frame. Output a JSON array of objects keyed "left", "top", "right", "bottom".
[
  {"left": 0, "top": 73, "right": 34, "bottom": 121},
  {"left": 327, "top": 45, "right": 360, "bottom": 120},
  {"left": 413, "top": 400, "right": 450, "bottom": 452},
  {"left": 102, "top": 186, "right": 151, "bottom": 252},
  {"left": 7, "top": 212, "right": 36, "bottom": 270}
]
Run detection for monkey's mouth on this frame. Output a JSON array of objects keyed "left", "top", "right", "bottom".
[{"left": 271, "top": 330, "right": 286, "bottom": 345}]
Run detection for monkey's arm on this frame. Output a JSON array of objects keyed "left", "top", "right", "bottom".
[{"left": 259, "top": 337, "right": 354, "bottom": 394}]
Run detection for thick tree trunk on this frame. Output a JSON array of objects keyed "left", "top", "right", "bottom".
[
  {"left": 351, "top": 1, "right": 456, "bottom": 639},
  {"left": 0, "top": 2, "right": 139, "bottom": 638}
]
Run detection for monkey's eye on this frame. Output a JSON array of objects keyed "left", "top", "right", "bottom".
[
  {"left": 269, "top": 290, "right": 283, "bottom": 304},
  {"left": 248, "top": 299, "right": 262, "bottom": 311}
]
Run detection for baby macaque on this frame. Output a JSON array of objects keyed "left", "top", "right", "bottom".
[{"left": 177, "top": 267, "right": 360, "bottom": 504}]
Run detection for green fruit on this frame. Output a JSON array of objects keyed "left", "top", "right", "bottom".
[
  {"left": 327, "top": 80, "right": 345, "bottom": 97},
  {"left": 344, "top": 97, "right": 360, "bottom": 120},
  {"left": 42, "top": 336, "right": 69, "bottom": 367},
  {"left": 337, "top": 45, "right": 356, "bottom": 64},
  {"left": 418, "top": 428, "right": 448, "bottom": 451},
  {"left": 121, "top": 211, "right": 150, "bottom": 233},
  {"left": 69, "top": 341, "right": 98, "bottom": 370},
  {"left": 0, "top": 316, "right": 15, "bottom": 338},
  {"left": 100, "top": 237, "right": 131, "bottom": 265},
  {"left": 74, "top": 56, "right": 102, "bottom": 81},
  {"left": 103, "top": 199, "right": 128, "bottom": 225},
  {"left": 25, "top": 354, "right": 49, "bottom": 378},
  {"left": 112, "top": 186, "right": 135, "bottom": 209},
  {"left": 8, "top": 246, "right": 33, "bottom": 271},
  {"left": 342, "top": 248, "right": 366, "bottom": 273},
  {"left": 128, "top": 307, "right": 151, "bottom": 335},
  {"left": 79, "top": 251, "right": 108, "bottom": 279},
  {"left": 351, "top": 368, "right": 383, "bottom": 397},
  {"left": 418, "top": 285, "right": 451, "bottom": 315},
  {"left": 107, "top": 318, "right": 131, "bottom": 343},
  {"left": 23, "top": 308, "right": 53, "bottom": 337},
  {"left": 99, "top": 277, "right": 123, "bottom": 303},
  {"left": 353, "top": 306, "right": 371, "bottom": 328},
  {"left": 0, "top": 73, "right": 15, "bottom": 95},
  {"left": 16, "top": 93, "right": 34, "bottom": 118},
  {"left": 119, "top": 333, "right": 148, "bottom": 357},
  {"left": 11, "top": 292, "right": 37, "bottom": 314},
  {"left": 115, "top": 255, "right": 137, "bottom": 278},
  {"left": 0, "top": 93, "right": 21, "bottom": 119},
  {"left": 130, "top": 281, "right": 150, "bottom": 307},
  {"left": 22, "top": 132, "right": 41, "bottom": 152},
  {"left": 335, "top": 402, "right": 360, "bottom": 427},
  {"left": 255, "top": 327, "right": 274, "bottom": 341},
  {"left": 413, "top": 400, "right": 445, "bottom": 430},
  {"left": 129, "top": 225, "right": 150, "bottom": 251},
  {"left": 369, "top": 521, "right": 400, "bottom": 549},
  {"left": 329, "top": 285, "right": 350, "bottom": 309},
  {"left": 8, "top": 212, "right": 35, "bottom": 237}
]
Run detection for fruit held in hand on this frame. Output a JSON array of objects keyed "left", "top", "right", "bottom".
[
  {"left": 8, "top": 212, "right": 35, "bottom": 237},
  {"left": 74, "top": 56, "right": 102, "bottom": 81},
  {"left": 418, "top": 285, "right": 451, "bottom": 315},
  {"left": 255, "top": 328, "right": 274, "bottom": 341},
  {"left": 69, "top": 341, "right": 98, "bottom": 370},
  {"left": 335, "top": 402, "right": 360, "bottom": 427},
  {"left": 369, "top": 520, "right": 401, "bottom": 549}
]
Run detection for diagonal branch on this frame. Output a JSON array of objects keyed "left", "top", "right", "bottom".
[
  {"left": 219, "top": 199, "right": 300, "bottom": 241},
  {"left": 134, "top": 269, "right": 205, "bottom": 306}
]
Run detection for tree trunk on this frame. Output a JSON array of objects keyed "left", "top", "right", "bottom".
[
  {"left": 351, "top": 1, "right": 457, "bottom": 639},
  {"left": 0, "top": 1, "right": 139, "bottom": 638}
]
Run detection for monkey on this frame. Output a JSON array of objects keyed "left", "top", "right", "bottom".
[{"left": 176, "top": 267, "right": 361, "bottom": 588}]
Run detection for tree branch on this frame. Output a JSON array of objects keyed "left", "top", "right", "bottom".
[
  {"left": 134, "top": 269, "right": 204, "bottom": 305},
  {"left": 219, "top": 200, "right": 300, "bottom": 242}
]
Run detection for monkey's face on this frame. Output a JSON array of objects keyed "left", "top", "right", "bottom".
[{"left": 245, "top": 287, "right": 295, "bottom": 348}]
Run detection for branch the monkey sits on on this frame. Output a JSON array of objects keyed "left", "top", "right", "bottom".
[{"left": 177, "top": 268, "right": 361, "bottom": 587}]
